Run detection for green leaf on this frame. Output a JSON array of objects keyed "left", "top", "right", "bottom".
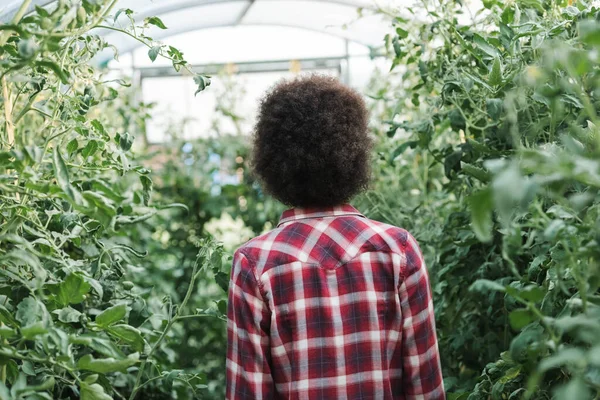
[
  {"left": 70, "top": 335, "right": 125, "bottom": 359},
  {"left": 553, "top": 378, "right": 591, "bottom": 400},
  {"left": 83, "top": 191, "right": 116, "bottom": 216},
  {"left": 392, "top": 37, "right": 403, "bottom": 58},
  {"left": 396, "top": 27, "right": 409, "bottom": 38},
  {"left": 96, "top": 304, "right": 127, "bottom": 328},
  {"left": 119, "top": 132, "right": 134, "bottom": 151},
  {"left": 82, "top": 140, "right": 99, "bottom": 158},
  {"left": 517, "top": 0, "right": 544, "bottom": 12},
  {"left": 461, "top": 162, "right": 491, "bottom": 183},
  {"left": 157, "top": 202, "right": 189, "bottom": 212},
  {"left": 486, "top": 98, "right": 504, "bottom": 121},
  {"left": 16, "top": 297, "right": 43, "bottom": 327},
  {"left": 1, "top": 249, "right": 42, "bottom": 270},
  {"left": 579, "top": 20, "right": 600, "bottom": 45},
  {"left": 52, "top": 146, "right": 72, "bottom": 195},
  {"left": 520, "top": 285, "right": 545, "bottom": 302},
  {"left": 77, "top": 353, "right": 139, "bottom": 373},
  {"left": 390, "top": 140, "right": 418, "bottom": 163},
  {"left": 462, "top": 70, "right": 493, "bottom": 92},
  {"left": 469, "top": 279, "right": 505, "bottom": 293},
  {"left": 473, "top": 33, "right": 501, "bottom": 58},
  {"left": 20, "top": 321, "right": 48, "bottom": 339},
  {"left": 216, "top": 299, "right": 227, "bottom": 315},
  {"left": 509, "top": 308, "right": 536, "bottom": 330},
  {"left": 148, "top": 46, "right": 160, "bottom": 62},
  {"left": 214, "top": 271, "right": 229, "bottom": 292},
  {"left": 58, "top": 273, "right": 91, "bottom": 306},
  {"left": 91, "top": 120, "right": 107, "bottom": 136},
  {"left": 22, "top": 361, "right": 35, "bottom": 375},
  {"left": 145, "top": 16, "right": 167, "bottom": 29},
  {"left": 210, "top": 249, "right": 223, "bottom": 271},
  {"left": 194, "top": 75, "right": 211, "bottom": 96},
  {"left": 140, "top": 175, "right": 153, "bottom": 206},
  {"left": 107, "top": 324, "right": 144, "bottom": 352},
  {"left": 36, "top": 61, "right": 70, "bottom": 84},
  {"left": 117, "top": 244, "right": 148, "bottom": 258},
  {"left": 5, "top": 359, "right": 18, "bottom": 384},
  {"left": 488, "top": 58, "right": 503, "bottom": 86},
  {"left": 163, "top": 369, "right": 182, "bottom": 392},
  {"left": 80, "top": 381, "right": 113, "bottom": 400},
  {"left": 0, "top": 151, "right": 12, "bottom": 166},
  {"left": 0, "top": 326, "right": 16, "bottom": 338},
  {"left": 114, "top": 8, "right": 134, "bottom": 22},
  {"left": 67, "top": 138, "right": 79, "bottom": 155},
  {"left": 54, "top": 306, "right": 83, "bottom": 323},
  {"left": 53, "top": 147, "right": 86, "bottom": 206},
  {"left": 89, "top": 179, "right": 127, "bottom": 202},
  {"left": 0, "top": 305, "right": 18, "bottom": 328},
  {"left": 29, "top": 376, "right": 55, "bottom": 392},
  {"left": 469, "top": 188, "right": 494, "bottom": 242},
  {"left": 491, "top": 164, "right": 536, "bottom": 225},
  {"left": 540, "top": 348, "right": 587, "bottom": 372}
]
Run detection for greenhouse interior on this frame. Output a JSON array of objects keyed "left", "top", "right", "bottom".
[{"left": 1, "top": 0, "right": 600, "bottom": 398}]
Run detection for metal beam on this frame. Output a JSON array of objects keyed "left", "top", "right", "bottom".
[
  {"left": 94, "top": 21, "right": 379, "bottom": 65},
  {"left": 133, "top": 56, "right": 345, "bottom": 79},
  {"left": 1, "top": 0, "right": 378, "bottom": 23},
  {"left": 235, "top": 0, "right": 255, "bottom": 24},
  {"left": 118, "top": 0, "right": 376, "bottom": 22},
  {"left": 0, "top": 0, "right": 54, "bottom": 23}
]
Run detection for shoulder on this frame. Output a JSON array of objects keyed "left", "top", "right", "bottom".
[
  {"left": 232, "top": 226, "right": 288, "bottom": 275},
  {"left": 356, "top": 217, "right": 415, "bottom": 253},
  {"left": 357, "top": 218, "right": 425, "bottom": 278}
]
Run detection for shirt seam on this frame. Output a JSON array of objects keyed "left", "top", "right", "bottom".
[
  {"left": 238, "top": 249, "right": 271, "bottom": 312},
  {"left": 277, "top": 212, "right": 366, "bottom": 227},
  {"left": 248, "top": 249, "right": 409, "bottom": 289}
]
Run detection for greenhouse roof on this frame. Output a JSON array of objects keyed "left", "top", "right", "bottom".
[{"left": 0, "top": 0, "right": 394, "bottom": 63}]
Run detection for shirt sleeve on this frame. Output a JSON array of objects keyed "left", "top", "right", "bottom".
[
  {"left": 226, "top": 250, "right": 275, "bottom": 400},
  {"left": 399, "top": 233, "right": 445, "bottom": 399}
]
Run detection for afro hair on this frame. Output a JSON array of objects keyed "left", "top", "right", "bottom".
[{"left": 250, "top": 74, "right": 372, "bottom": 208}]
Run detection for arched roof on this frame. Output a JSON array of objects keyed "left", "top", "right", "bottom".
[{"left": 1, "top": 0, "right": 393, "bottom": 64}]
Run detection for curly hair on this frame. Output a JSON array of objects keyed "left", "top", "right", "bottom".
[{"left": 250, "top": 74, "right": 372, "bottom": 208}]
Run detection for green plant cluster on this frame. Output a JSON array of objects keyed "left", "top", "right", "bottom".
[
  {"left": 359, "top": 0, "right": 600, "bottom": 398},
  {"left": 130, "top": 76, "right": 284, "bottom": 398},
  {"left": 0, "top": 1, "right": 226, "bottom": 399}
]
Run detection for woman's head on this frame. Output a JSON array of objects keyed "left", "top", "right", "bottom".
[{"left": 251, "top": 74, "right": 372, "bottom": 208}]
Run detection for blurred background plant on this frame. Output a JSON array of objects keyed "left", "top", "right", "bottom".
[{"left": 356, "top": 0, "right": 600, "bottom": 398}]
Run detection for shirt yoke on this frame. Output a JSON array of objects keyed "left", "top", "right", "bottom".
[{"left": 235, "top": 215, "right": 412, "bottom": 277}]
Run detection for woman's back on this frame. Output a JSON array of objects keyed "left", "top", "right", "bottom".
[{"left": 226, "top": 205, "right": 444, "bottom": 399}]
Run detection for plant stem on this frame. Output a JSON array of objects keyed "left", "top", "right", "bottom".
[
  {"left": 128, "top": 246, "right": 208, "bottom": 400},
  {"left": 14, "top": 90, "right": 41, "bottom": 124},
  {"left": 95, "top": 25, "right": 195, "bottom": 76},
  {"left": 1, "top": 77, "right": 15, "bottom": 148},
  {"left": 45, "top": 0, "right": 119, "bottom": 38}
]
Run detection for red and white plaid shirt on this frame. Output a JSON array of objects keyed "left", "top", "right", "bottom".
[{"left": 226, "top": 204, "right": 444, "bottom": 399}]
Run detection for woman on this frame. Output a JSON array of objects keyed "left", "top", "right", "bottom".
[{"left": 226, "top": 75, "right": 444, "bottom": 400}]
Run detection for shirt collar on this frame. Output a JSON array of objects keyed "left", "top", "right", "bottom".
[{"left": 277, "top": 204, "right": 365, "bottom": 227}]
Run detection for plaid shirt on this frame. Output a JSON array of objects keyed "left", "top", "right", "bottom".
[{"left": 226, "top": 204, "right": 444, "bottom": 399}]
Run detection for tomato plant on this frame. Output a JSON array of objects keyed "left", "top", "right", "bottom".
[
  {"left": 0, "top": 1, "right": 222, "bottom": 399},
  {"left": 360, "top": 0, "right": 600, "bottom": 398}
]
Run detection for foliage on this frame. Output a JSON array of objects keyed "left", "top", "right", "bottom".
[
  {"left": 4, "top": 0, "right": 599, "bottom": 398},
  {"left": 0, "top": 1, "right": 223, "bottom": 399},
  {"left": 360, "top": 0, "right": 600, "bottom": 398},
  {"left": 130, "top": 76, "right": 283, "bottom": 399}
]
